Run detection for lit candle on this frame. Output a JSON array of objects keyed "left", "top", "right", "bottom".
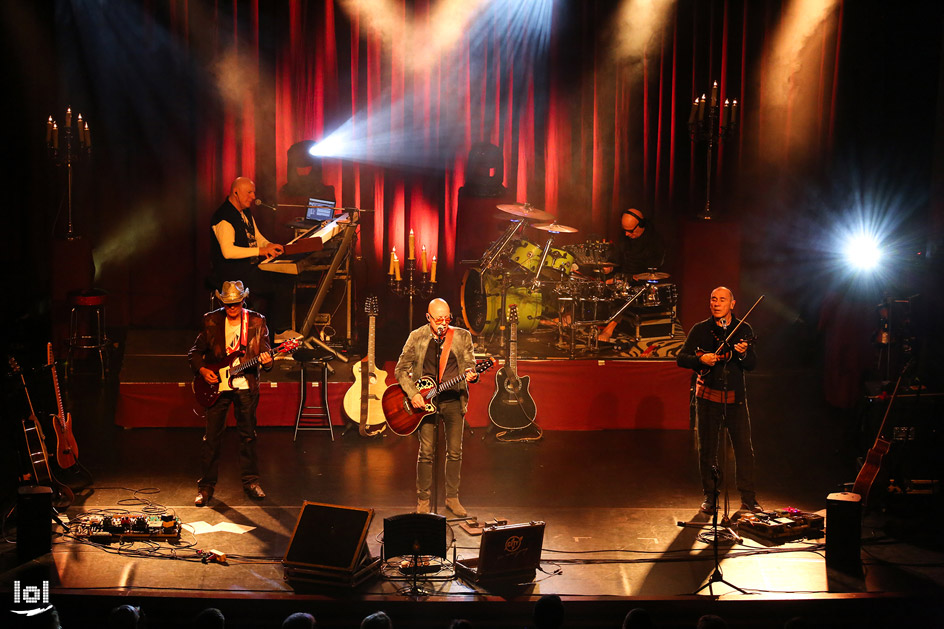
[
  {"left": 722, "top": 99, "right": 730, "bottom": 128},
  {"left": 408, "top": 229, "right": 415, "bottom": 260},
  {"left": 46, "top": 116, "right": 53, "bottom": 143},
  {"left": 389, "top": 246, "right": 396, "bottom": 274},
  {"left": 710, "top": 81, "right": 718, "bottom": 107},
  {"left": 697, "top": 95, "right": 706, "bottom": 122},
  {"left": 77, "top": 114, "right": 85, "bottom": 145},
  {"left": 84, "top": 123, "right": 91, "bottom": 148},
  {"left": 52, "top": 123, "right": 58, "bottom": 150},
  {"left": 688, "top": 98, "right": 698, "bottom": 125},
  {"left": 394, "top": 253, "right": 401, "bottom": 281},
  {"left": 420, "top": 245, "right": 428, "bottom": 273},
  {"left": 430, "top": 256, "right": 437, "bottom": 283},
  {"left": 65, "top": 107, "right": 71, "bottom": 127},
  {"left": 731, "top": 99, "right": 738, "bottom": 127}
]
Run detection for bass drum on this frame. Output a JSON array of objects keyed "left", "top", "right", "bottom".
[{"left": 461, "top": 268, "right": 543, "bottom": 336}]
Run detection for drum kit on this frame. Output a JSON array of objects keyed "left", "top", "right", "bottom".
[{"left": 460, "top": 202, "right": 677, "bottom": 357}]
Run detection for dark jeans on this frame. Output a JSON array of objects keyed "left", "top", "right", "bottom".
[
  {"left": 695, "top": 398, "right": 755, "bottom": 504},
  {"left": 416, "top": 398, "right": 464, "bottom": 500},
  {"left": 198, "top": 388, "right": 260, "bottom": 488}
]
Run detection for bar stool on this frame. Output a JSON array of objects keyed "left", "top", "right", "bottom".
[
  {"left": 68, "top": 289, "right": 109, "bottom": 378},
  {"left": 293, "top": 349, "right": 335, "bottom": 441}
]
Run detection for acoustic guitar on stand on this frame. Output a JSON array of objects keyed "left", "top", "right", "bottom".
[
  {"left": 381, "top": 357, "right": 494, "bottom": 436},
  {"left": 342, "top": 296, "right": 388, "bottom": 436},
  {"left": 488, "top": 304, "right": 537, "bottom": 430},
  {"left": 192, "top": 339, "right": 301, "bottom": 408},
  {"left": 47, "top": 342, "right": 79, "bottom": 469}
]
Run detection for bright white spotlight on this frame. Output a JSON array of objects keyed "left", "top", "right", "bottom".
[{"left": 843, "top": 233, "right": 883, "bottom": 272}]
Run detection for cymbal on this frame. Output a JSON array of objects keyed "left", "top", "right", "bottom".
[
  {"left": 579, "top": 262, "right": 615, "bottom": 269},
  {"left": 632, "top": 271, "right": 670, "bottom": 281},
  {"left": 532, "top": 222, "right": 578, "bottom": 233},
  {"left": 496, "top": 203, "right": 555, "bottom": 222}
]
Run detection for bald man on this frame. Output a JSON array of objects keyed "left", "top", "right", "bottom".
[
  {"left": 394, "top": 298, "right": 479, "bottom": 517},
  {"left": 209, "top": 177, "right": 285, "bottom": 327},
  {"left": 676, "top": 287, "right": 760, "bottom": 515},
  {"left": 210, "top": 177, "right": 283, "bottom": 280}
]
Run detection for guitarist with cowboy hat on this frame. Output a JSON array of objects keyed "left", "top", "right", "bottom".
[{"left": 189, "top": 280, "right": 272, "bottom": 506}]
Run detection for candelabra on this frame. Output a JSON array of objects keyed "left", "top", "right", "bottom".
[
  {"left": 688, "top": 81, "right": 738, "bottom": 221},
  {"left": 46, "top": 107, "right": 93, "bottom": 240},
  {"left": 388, "top": 232, "right": 437, "bottom": 331}
]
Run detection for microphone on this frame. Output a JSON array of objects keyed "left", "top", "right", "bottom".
[
  {"left": 436, "top": 324, "right": 447, "bottom": 337},
  {"left": 254, "top": 199, "right": 277, "bottom": 211}
]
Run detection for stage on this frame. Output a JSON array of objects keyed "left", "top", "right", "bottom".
[{"left": 3, "top": 349, "right": 943, "bottom": 628}]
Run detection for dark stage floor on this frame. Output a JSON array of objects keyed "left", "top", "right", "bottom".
[{"left": 3, "top": 344, "right": 944, "bottom": 628}]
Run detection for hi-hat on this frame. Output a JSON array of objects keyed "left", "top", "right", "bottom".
[
  {"left": 496, "top": 203, "right": 555, "bottom": 222},
  {"left": 633, "top": 271, "right": 670, "bottom": 281},
  {"left": 533, "top": 222, "right": 578, "bottom": 233}
]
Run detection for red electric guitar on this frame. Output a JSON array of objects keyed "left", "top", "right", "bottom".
[
  {"left": 192, "top": 339, "right": 301, "bottom": 408},
  {"left": 381, "top": 357, "right": 494, "bottom": 436},
  {"left": 47, "top": 343, "right": 79, "bottom": 469}
]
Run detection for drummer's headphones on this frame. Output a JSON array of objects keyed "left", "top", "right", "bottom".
[{"left": 622, "top": 208, "right": 647, "bottom": 229}]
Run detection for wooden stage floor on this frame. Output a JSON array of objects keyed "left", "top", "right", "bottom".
[{"left": 3, "top": 344, "right": 944, "bottom": 628}]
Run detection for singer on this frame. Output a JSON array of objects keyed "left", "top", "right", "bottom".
[
  {"left": 209, "top": 177, "right": 287, "bottom": 329},
  {"left": 676, "top": 287, "right": 761, "bottom": 515},
  {"left": 394, "top": 298, "right": 479, "bottom": 517}
]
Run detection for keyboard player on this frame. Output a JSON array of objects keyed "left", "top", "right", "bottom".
[{"left": 210, "top": 176, "right": 288, "bottom": 330}]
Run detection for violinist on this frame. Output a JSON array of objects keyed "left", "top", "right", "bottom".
[{"left": 677, "top": 287, "right": 761, "bottom": 515}]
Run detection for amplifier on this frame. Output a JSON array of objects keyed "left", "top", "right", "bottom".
[
  {"left": 736, "top": 508, "right": 824, "bottom": 540},
  {"left": 72, "top": 514, "right": 181, "bottom": 541}
]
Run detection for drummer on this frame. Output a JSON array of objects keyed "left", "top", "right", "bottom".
[{"left": 597, "top": 208, "right": 667, "bottom": 341}]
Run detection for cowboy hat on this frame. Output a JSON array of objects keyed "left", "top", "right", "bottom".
[{"left": 215, "top": 280, "right": 250, "bottom": 305}]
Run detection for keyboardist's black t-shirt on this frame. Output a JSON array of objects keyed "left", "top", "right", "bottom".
[{"left": 210, "top": 200, "right": 259, "bottom": 287}]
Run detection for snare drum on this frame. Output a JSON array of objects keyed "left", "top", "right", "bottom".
[
  {"left": 630, "top": 283, "right": 678, "bottom": 310},
  {"left": 460, "top": 268, "right": 544, "bottom": 336}
]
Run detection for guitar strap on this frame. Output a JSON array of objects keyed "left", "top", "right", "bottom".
[{"left": 438, "top": 328, "right": 455, "bottom": 381}]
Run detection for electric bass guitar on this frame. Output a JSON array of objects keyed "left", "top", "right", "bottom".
[
  {"left": 9, "top": 357, "right": 74, "bottom": 509},
  {"left": 342, "top": 296, "right": 388, "bottom": 436},
  {"left": 47, "top": 342, "right": 79, "bottom": 469},
  {"left": 192, "top": 339, "right": 301, "bottom": 408},
  {"left": 488, "top": 304, "right": 536, "bottom": 430},
  {"left": 381, "top": 357, "right": 494, "bottom": 436}
]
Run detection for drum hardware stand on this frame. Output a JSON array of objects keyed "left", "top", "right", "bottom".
[
  {"left": 480, "top": 220, "right": 525, "bottom": 272},
  {"left": 389, "top": 257, "right": 436, "bottom": 333}
]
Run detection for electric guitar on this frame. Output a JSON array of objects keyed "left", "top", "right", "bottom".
[
  {"left": 47, "top": 343, "right": 79, "bottom": 469},
  {"left": 342, "top": 296, "right": 388, "bottom": 436},
  {"left": 488, "top": 305, "right": 536, "bottom": 430},
  {"left": 9, "top": 357, "right": 74, "bottom": 508},
  {"left": 192, "top": 339, "right": 301, "bottom": 408},
  {"left": 381, "top": 357, "right": 494, "bottom": 436}
]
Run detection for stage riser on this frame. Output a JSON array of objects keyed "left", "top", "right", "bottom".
[{"left": 116, "top": 360, "right": 690, "bottom": 430}]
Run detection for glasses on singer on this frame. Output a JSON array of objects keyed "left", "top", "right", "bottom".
[{"left": 427, "top": 315, "right": 451, "bottom": 323}]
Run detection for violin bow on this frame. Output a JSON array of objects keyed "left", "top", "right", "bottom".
[{"left": 714, "top": 294, "right": 765, "bottom": 354}]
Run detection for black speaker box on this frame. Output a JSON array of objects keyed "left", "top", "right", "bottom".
[
  {"left": 17, "top": 486, "right": 53, "bottom": 562},
  {"left": 826, "top": 492, "right": 861, "bottom": 571}
]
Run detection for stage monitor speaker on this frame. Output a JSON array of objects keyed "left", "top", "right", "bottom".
[
  {"left": 283, "top": 501, "right": 374, "bottom": 573},
  {"left": 825, "top": 492, "right": 861, "bottom": 571},
  {"left": 17, "top": 486, "right": 53, "bottom": 561}
]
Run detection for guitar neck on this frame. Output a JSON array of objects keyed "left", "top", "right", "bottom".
[
  {"left": 367, "top": 314, "right": 376, "bottom": 374},
  {"left": 47, "top": 343, "right": 66, "bottom": 419},
  {"left": 508, "top": 322, "right": 518, "bottom": 379}
]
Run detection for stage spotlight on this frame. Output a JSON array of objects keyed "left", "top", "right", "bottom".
[{"left": 842, "top": 232, "right": 883, "bottom": 272}]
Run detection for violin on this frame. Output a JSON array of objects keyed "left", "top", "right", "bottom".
[{"left": 696, "top": 335, "right": 757, "bottom": 365}]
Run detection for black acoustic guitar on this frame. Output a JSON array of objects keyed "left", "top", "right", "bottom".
[{"left": 488, "top": 304, "right": 537, "bottom": 430}]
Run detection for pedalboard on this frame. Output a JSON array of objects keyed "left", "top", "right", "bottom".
[
  {"left": 72, "top": 514, "right": 181, "bottom": 541},
  {"left": 736, "top": 508, "right": 824, "bottom": 540}
]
